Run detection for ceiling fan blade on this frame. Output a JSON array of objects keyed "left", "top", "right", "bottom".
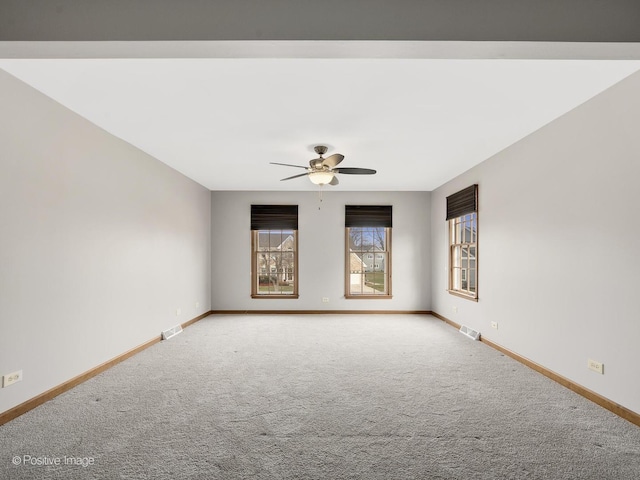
[
  {"left": 280, "top": 172, "right": 310, "bottom": 181},
  {"left": 329, "top": 176, "right": 339, "bottom": 186},
  {"left": 333, "top": 167, "right": 377, "bottom": 175},
  {"left": 270, "top": 162, "right": 309, "bottom": 169},
  {"left": 322, "top": 154, "right": 344, "bottom": 168}
]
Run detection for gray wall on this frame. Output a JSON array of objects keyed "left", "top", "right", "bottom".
[
  {"left": 431, "top": 71, "right": 640, "bottom": 414},
  {"left": 211, "top": 191, "right": 430, "bottom": 311},
  {"left": 0, "top": 70, "right": 212, "bottom": 414}
]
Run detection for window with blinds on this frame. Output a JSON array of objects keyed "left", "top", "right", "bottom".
[
  {"left": 251, "top": 205, "right": 299, "bottom": 298},
  {"left": 446, "top": 186, "right": 478, "bottom": 300},
  {"left": 345, "top": 205, "right": 392, "bottom": 298}
]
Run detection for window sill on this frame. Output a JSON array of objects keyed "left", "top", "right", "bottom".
[
  {"left": 345, "top": 295, "right": 393, "bottom": 300},
  {"left": 447, "top": 290, "right": 478, "bottom": 302},
  {"left": 251, "top": 294, "right": 299, "bottom": 299}
]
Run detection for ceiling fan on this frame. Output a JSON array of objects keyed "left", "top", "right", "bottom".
[{"left": 271, "top": 146, "right": 376, "bottom": 186}]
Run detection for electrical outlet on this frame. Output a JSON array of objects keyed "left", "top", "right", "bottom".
[
  {"left": 588, "top": 359, "right": 604, "bottom": 374},
  {"left": 491, "top": 321, "right": 498, "bottom": 329},
  {"left": 176, "top": 308, "right": 182, "bottom": 316},
  {"left": 3, "top": 370, "right": 23, "bottom": 388},
  {"left": 195, "top": 301, "right": 200, "bottom": 309},
  {"left": 452, "top": 306, "right": 458, "bottom": 314},
  {"left": 322, "top": 297, "right": 329, "bottom": 303}
]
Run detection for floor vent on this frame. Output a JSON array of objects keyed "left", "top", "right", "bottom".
[
  {"left": 162, "top": 325, "right": 183, "bottom": 341},
  {"left": 459, "top": 325, "right": 480, "bottom": 341}
]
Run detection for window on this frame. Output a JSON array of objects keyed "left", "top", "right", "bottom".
[
  {"left": 251, "top": 205, "right": 298, "bottom": 298},
  {"left": 345, "top": 205, "right": 392, "bottom": 298},
  {"left": 447, "top": 185, "right": 478, "bottom": 300}
]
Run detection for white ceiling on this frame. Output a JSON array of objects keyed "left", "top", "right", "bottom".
[{"left": 1, "top": 43, "right": 639, "bottom": 191}]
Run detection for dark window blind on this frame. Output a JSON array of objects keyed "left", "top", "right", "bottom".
[
  {"left": 446, "top": 185, "right": 478, "bottom": 220},
  {"left": 251, "top": 205, "right": 298, "bottom": 230},
  {"left": 345, "top": 205, "right": 392, "bottom": 227}
]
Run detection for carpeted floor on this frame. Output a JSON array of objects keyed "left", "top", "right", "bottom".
[{"left": 1, "top": 314, "right": 639, "bottom": 479}]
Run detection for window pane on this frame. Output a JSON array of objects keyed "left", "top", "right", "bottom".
[
  {"left": 469, "top": 269, "right": 476, "bottom": 293},
  {"left": 281, "top": 230, "right": 294, "bottom": 250},
  {"left": 452, "top": 246, "right": 461, "bottom": 268},
  {"left": 282, "top": 252, "right": 294, "bottom": 268},
  {"left": 257, "top": 253, "right": 268, "bottom": 271},
  {"left": 350, "top": 272, "right": 364, "bottom": 293},
  {"left": 373, "top": 227, "right": 386, "bottom": 250},
  {"left": 452, "top": 267, "right": 461, "bottom": 290},
  {"left": 257, "top": 231, "right": 269, "bottom": 251},
  {"left": 349, "top": 228, "right": 362, "bottom": 250},
  {"left": 281, "top": 252, "right": 295, "bottom": 292},
  {"left": 360, "top": 229, "right": 372, "bottom": 248},
  {"left": 257, "top": 253, "right": 276, "bottom": 293},
  {"left": 450, "top": 221, "right": 456, "bottom": 245}
]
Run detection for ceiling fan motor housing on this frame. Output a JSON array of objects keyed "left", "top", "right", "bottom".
[{"left": 314, "top": 145, "right": 328, "bottom": 155}]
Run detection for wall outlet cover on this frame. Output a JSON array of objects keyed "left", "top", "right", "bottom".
[
  {"left": 2, "top": 370, "right": 23, "bottom": 387},
  {"left": 588, "top": 359, "right": 604, "bottom": 375}
]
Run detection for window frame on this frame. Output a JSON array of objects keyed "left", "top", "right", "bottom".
[
  {"left": 251, "top": 229, "right": 299, "bottom": 299},
  {"left": 448, "top": 212, "right": 478, "bottom": 301},
  {"left": 344, "top": 226, "right": 392, "bottom": 299}
]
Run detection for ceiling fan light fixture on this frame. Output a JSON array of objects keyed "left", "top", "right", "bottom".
[
  {"left": 272, "top": 145, "right": 374, "bottom": 186},
  {"left": 308, "top": 171, "right": 335, "bottom": 185}
]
